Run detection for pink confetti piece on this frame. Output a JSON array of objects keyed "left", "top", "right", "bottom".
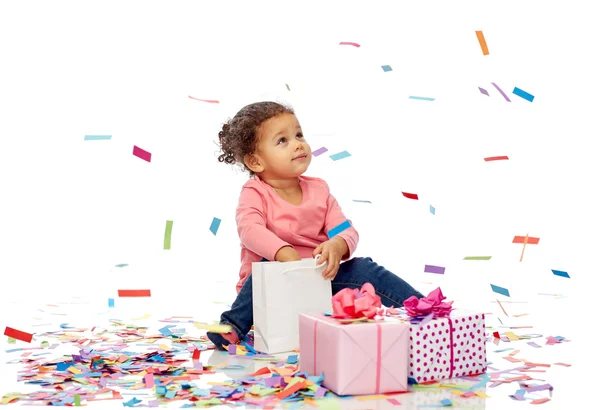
[
  {"left": 387, "top": 398, "right": 401, "bottom": 405},
  {"left": 339, "top": 41, "right": 360, "bottom": 48},
  {"left": 491, "top": 82, "right": 511, "bottom": 102},
  {"left": 132, "top": 145, "right": 152, "bottom": 162},
  {"left": 188, "top": 96, "right": 219, "bottom": 103}
]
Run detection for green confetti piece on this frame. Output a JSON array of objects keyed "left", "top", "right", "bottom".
[
  {"left": 74, "top": 394, "right": 81, "bottom": 406},
  {"left": 164, "top": 220, "right": 173, "bottom": 250},
  {"left": 195, "top": 397, "right": 223, "bottom": 407},
  {"left": 7, "top": 337, "right": 16, "bottom": 344},
  {"left": 41, "top": 341, "right": 49, "bottom": 348},
  {"left": 463, "top": 256, "right": 492, "bottom": 260},
  {"left": 286, "top": 83, "right": 291, "bottom": 91}
]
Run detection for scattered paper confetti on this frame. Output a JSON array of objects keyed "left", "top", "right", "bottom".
[
  {"left": 490, "top": 284, "right": 510, "bottom": 297},
  {"left": 339, "top": 41, "right": 360, "bottom": 47},
  {"left": 512, "top": 87, "right": 535, "bottom": 102},
  {"left": 209, "top": 217, "right": 221, "bottom": 235},
  {"left": 551, "top": 269, "right": 570, "bottom": 278},
  {"left": 163, "top": 220, "right": 173, "bottom": 250},
  {"left": 484, "top": 155, "right": 509, "bottom": 161},
  {"left": 327, "top": 220, "right": 351, "bottom": 238},
  {"left": 513, "top": 234, "right": 540, "bottom": 262},
  {"left": 491, "top": 82, "right": 511, "bottom": 102},
  {"left": 408, "top": 96, "right": 435, "bottom": 101},
  {"left": 464, "top": 256, "right": 492, "bottom": 260},
  {"left": 285, "top": 83, "right": 290, "bottom": 91},
  {"left": 117, "top": 289, "right": 151, "bottom": 297},
  {"left": 479, "top": 87, "right": 489, "bottom": 96},
  {"left": 424, "top": 264, "right": 445, "bottom": 274},
  {"left": 387, "top": 397, "right": 402, "bottom": 405},
  {"left": 430, "top": 205, "right": 435, "bottom": 215},
  {"left": 475, "top": 30, "right": 490, "bottom": 55},
  {"left": 3, "top": 327, "right": 33, "bottom": 343},
  {"left": 114, "top": 263, "right": 128, "bottom": 268},
  {"left": 132, "top": 145, "right": 152, "bottom": 162},
  {"left": 402, "top": 191, "right": 419, "bottom": 200},
  {"left": 108, "top": 298, "right": 114, "bottom": 308},
  {"left": 83, "top": 135, "right": 111, "bottom": 141},
  {"left": 352, "top": 199, "right": 371, "bottom": 203},
  {"left": 312, "top": 147, "right": 328, "bottom": 156},
  {"left": 188, "top": 96, "right": 219, "bottom": 103},
  {"left": 329, "top": 151, "right": 351, "bottom": 161},
  {"left": 381, "top": 65, "right": 392, "bottom": 72}
]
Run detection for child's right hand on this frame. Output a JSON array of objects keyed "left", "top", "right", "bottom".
[{"left": 274, "top": 246, "right": 301, "bottom": 262}]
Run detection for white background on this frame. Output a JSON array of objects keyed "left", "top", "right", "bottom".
[{"left": 0, "top": 1, "right": 596, "bottom": 408}]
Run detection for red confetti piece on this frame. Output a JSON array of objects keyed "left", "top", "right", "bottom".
[
  {"left": 192, "top": 349, "right": 200, "bottom": 360},
  {"left": 4, "top": 326, "right": 33, "bottom": 343},
  {"left": 118, "top": 289, "right": 151, "bottom": 297},
  {"left": 402, "top": 192, "right": 419, "bottom": 200},
  {"left": 484, "top": 156, "right": 509, "bottom": 161},
  {"left": 132, "top": 145, "right": 152, "bottom": 162}
]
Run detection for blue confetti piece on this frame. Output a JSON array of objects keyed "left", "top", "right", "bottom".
[
  {"left": 155, "top": 386, "right": 167, "bottom": 395},
  {"left": 165, "top": 390, "right": 176, "bottom": 399},
  {"left": 159, "top": 326, "right": 173, "bottom": 336},
  {"left": 56, "top": 362, "right": 73, "bottom": 371},
  {"left": 329, "top": 150, "right": 351, "bottom": 161},
  {"left": 381, "top": 65, "right": 392, "bottom": 72},
  {"left": 441, "top": 398, "right": 453, "bottom": 406},
  {"left": 512, "top": 87, "right": 535, "bottom": 102},
  {"left": 490, "top": 284, "right": 510, "bottom": 297},
  {"left": 209, "top": 217, "right": 221, "bottom": 235},
  {"left": 327, "top": 220, "right": 351, "bottom": 238},
  {"left": 84, "top": 135, "right": 112, "bottom": 141},
  {"left": 409, "top": 96, "right": 435, "bottom": 101},
  {"left": 108, "top": 298, "right": 114, "bottom": 308},
  {"left": 551, "top": 269, "right": 570, "bottom": 278},
  {"left": 123, "top": 397, "right": 142, "bottom": 407},
  {"left": 430, "top": 205, "right": 436, "bottom": 215},
  {"left": 286, "top": 354, "right": 298, "bottom": 364},
  {"left": 114, "top": 263, "right": 128, "bottom": 268}
]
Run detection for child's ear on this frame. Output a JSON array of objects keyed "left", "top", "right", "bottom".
[{"left": 244, "top": 153, "right": 264, "bottom": 173}]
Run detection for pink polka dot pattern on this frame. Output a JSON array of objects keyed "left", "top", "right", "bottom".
[{"left": 408, "top": 312, "right": 487, "bottom": 382}]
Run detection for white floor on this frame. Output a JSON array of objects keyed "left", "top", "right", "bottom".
[{"left": 0, "top": 256, "right": 587, "bottom": 410}]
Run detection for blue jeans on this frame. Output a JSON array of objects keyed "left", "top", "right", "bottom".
[{"left": 207, "top": 257, "right": 424, "bottom": 350}]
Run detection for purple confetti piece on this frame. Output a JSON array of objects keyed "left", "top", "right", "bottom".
[
  {"left": 421, "top": 312, "right": 435, "bottom": 325},
  {"left": 479, "top": 87, "right": 489, "bottom": 96},
  {"left": 148, "top": 400, "right": 159, "bottom": 407},
  {"left": 194, "top": 361, "right": 203, "bottom": 369},
  {"left": 314, "top": 387, "right": 327, "bottom": 398},
  {"left": 312, "top": 147, "right": 328, "bottom": 156},
  {"left": 228, "top": 344, "right": 237, "bottom": 355},
  {"left": 424, "top": 264, "right": 445, "bottom": 274},
  {"left": 527, "top": 341, "right": 541, "bottom": 348},
  {"left": 491, "top": 82, "right": 511, "bottom": 102},
  {"left": 524, "top": 383, "right": 553, "bottom": 393}
]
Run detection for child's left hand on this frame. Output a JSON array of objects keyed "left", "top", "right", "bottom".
[{"left": 312, "top": 237, "right": 348, "bottom": 280}]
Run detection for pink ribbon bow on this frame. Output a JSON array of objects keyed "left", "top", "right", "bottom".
[
  {"left": 403, "top": 287, "right": 453, "bottom": 318},
  {"left": 332, "top": 283, "right": 382, "bottom": 319}
]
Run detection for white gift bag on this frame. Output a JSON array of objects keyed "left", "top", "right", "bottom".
[{"left": 252, "top": 256, "right": 332, "bottom": 354}]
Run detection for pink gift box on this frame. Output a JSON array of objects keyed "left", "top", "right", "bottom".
[
  {"left": 299, "top": 313, "right": 410, "bottom": 396},
  {"left": 407, "top": 310, "right": 487, "bottom": 383}
]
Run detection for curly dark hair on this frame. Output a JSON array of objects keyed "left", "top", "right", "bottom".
[{"left": 217, "top": 101, "right": 295, "bottom": 176}]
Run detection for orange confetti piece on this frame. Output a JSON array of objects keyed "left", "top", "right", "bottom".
[
  {"left": 531, "top": 398, "right": 551, "bottom": 404},
  {"left": 249, "top": 366, "right": 271, "bottom": 377},
  {"left": 475, "top": 30, "right": 489, "bottom": 55},
  {"left": 554, "top": 362, "right": 572, "bottom": 367},
  {"left": 275, "top": 380, "right": 306, "bottom": 399},
  {"left": 524, "top": 362, "right": 551, "bottom": 367}
]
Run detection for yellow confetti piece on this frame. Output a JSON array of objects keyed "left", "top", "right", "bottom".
[
  {"left": 450, "top": 390, "right": 464, "bottom": 396},
  {"left": 475, "top": 391, "right": 490, "bottom": 398},
  {"left": 67, "top": 366, "right": 82, "bottom": 374},
  {"left": 504, "top": 331, "right": 519, "bottom": 341},
  {"left": 193, "top": 322, "right": 232, "bottom": 333},
  {"left": 133, "top": 314, "right": 151, "bottom": 320},
  {"left": 356, "top": 395, "right": 388, "bottom": 401},
  {"left": 207, "top": 381, "right": 233, "bottom": 386},
  {"left": 159, "top": 344, "right": 169, "bottom": 350}
]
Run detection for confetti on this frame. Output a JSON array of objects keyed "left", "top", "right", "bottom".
[
  {"left": 551, "top": 269, "right": 570, "bottom": 278},
  {"left": 424, "top": 264, "right": 445, "bottom": 274},
  {"left": 327, "top": 220, "right": 351, "bottom": 238},
  {"left": 464, "top": 256, "right": 492, "bottom": 260},
  {"left": 132, "top": 145, "right": 152, "bottom": 162},
  {"left": 285, "top": 83, "right": 291, "bottom": 91},
  {"left": 430, "top": 205, "right": 436, "bottom": 215},
  {"left": 513, "top": 234, "right": 540, "bottom": 262},
  {"left": 339, "top": 41, "right": 360, "bottom": 47},
  {"left": 381, "top": 65, "right": 392, "bottom": 72},
  {"left": 209, "top": 217, "right": 221, "bottom": 235},
  {"left": 408, "top": 96, "right": 435, "bottom": 101},
  {"left": 512, "top": 87, "right": 535, "bottom": 102},
  {"left": 479, "top": 87, "right": 490, "bottom": 96},
  {"left": 490, "top": 284, "right": 510, "bottom": 297},
  {"left": 108, "top": 298, "right": 115, "bottom": 308},
  {"left": 484, "top": 156, "right": 509, "bottom": 161},
  {"left": 163, "top": 220, "right": 173, "bottom": 250},
  {"left": 329, "top": 151, "right": 351, "bottom": 161},
  {"left": 491, "top": 82, "right": 511, "bottom": 102},
  {"left": 387, "top": 398, "right": 402, "bottom": 405},
  {"left": 312, "top": 147, "right": 328, "bottom": 156},
  {"left": 83, "top": 135, "right": 112, "bottom": 141},
  {"left": 402, "top": 192, "right": 419, "bottom": 200},
  {"left": 115, "top": 263, "right": 128, "bottom": 268},
  {"left": 3, "top": 327, "right": 33, "bottom": 343},
  {"left": 188, "top": 96, "right": 219, "bottom": 103},
  {"left": 352, "top": 199, "right": 371, "bottom": 203},
  {"left": 117, "top": 289, "right": 151, "bottom": 297},
  {"left": 475, "top": 30, "right": 489, "bottom": 55}
]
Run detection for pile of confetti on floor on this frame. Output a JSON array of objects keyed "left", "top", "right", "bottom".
[{"left": 1, "top": 302, "right": 570, "bottom": 408}]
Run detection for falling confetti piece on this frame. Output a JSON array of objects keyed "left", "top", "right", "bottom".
[
  {"left": 424, "top": 265, "right": 445, "bottom": 274},
  {"left": 118, "top": 289, "right": 151, "bottom": 297},
  {"left": 327, "top": 220, "right": 351, "bottom": 238},
  {"left": 512, "top": 87, "right": 535, "bottom": 102},
  {"left": 115, "top": 263, "right": 128, "bottom": 268},
  {"left": 475, "top": 30, "right": 489, "bottom": 55},
  {"left": 164, "top": 220, "right": 173, "bottom": 250},
  {"left": 490, "top": 284, "right": 510, "bottom": 297},
  {"left": 491, "top": 82, "right": 511, "bottom": 102},
  {"left": 188, "top": 96, "right": 219, "bottom": 103},
  {"left": 408, "top": 96, "right": 435, "bottom": 101},
  {"left": 464, "top": 256, "right": 492, "bottom": 260},
  {"left": 513, "top": 234, "right": 540, "bottom": 262},
  {"left": 484, "top": 156, "right": 509, "bottom": 161},
  {"left": 132, "top": 145, "right": 152, "bottom": 162},
  {"left": 402, "top": 192, "right": 419, "bottom": 200},
  {"left": 352, "top": 199, "right": 371, "bottom": 203},
  {"left": 83, "top": 135, "right": 112, "bottom": 141},
  {"left": 209, "top": 217, "right": 221, "bottom": 235},
  {"left": 387, "top": 398, "right": 401, "bottom": 405},
  {"left": 430, "top": 205, "right": 436, "bottom": 215},
  {"left": 329, "top": 151, "right": 351, "bottom": 161},
  {"left": 339, "top": 41, "right": 360, "bottom": 47},
  {"left": 108, "top": 298, "right": 114, "bottom": 308},
  {"left": 479, "top": 87, "right": 489, "bottom": 96},
  {"left": 381, "top": 65, "right": 392, "bottom": 72},
  {"left": 312, "top": 147, "right": 328, "bottom": 156},
  {"left": 3, "top": 327, "right": 33, "bottom": 343},
  {"left": 551, "top": 269, "right": 570, "bottom": 278}
]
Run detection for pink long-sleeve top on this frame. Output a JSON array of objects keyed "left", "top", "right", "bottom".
[{"left": 234, "top": 175, "right": 359, "bottom": 293}]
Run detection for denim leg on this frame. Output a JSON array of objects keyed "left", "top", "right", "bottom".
[{"left": 332, "top": 257, "right": 424, "bottom": 307}]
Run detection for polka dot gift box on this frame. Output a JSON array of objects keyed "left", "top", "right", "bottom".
[{"left": 399, "top": 287, "right": 487, "bottom": 383}]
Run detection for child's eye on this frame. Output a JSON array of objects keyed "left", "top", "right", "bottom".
[
  {"left": 296, "top": 133, "right": 304, "bottom": 139},
  {"left": 278, "top": 137, "right": 287, "bottom": 144}
]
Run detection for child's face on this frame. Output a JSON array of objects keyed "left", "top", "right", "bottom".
[{"left": 252, "top": 113, "right": 312, "bottom": 179}]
